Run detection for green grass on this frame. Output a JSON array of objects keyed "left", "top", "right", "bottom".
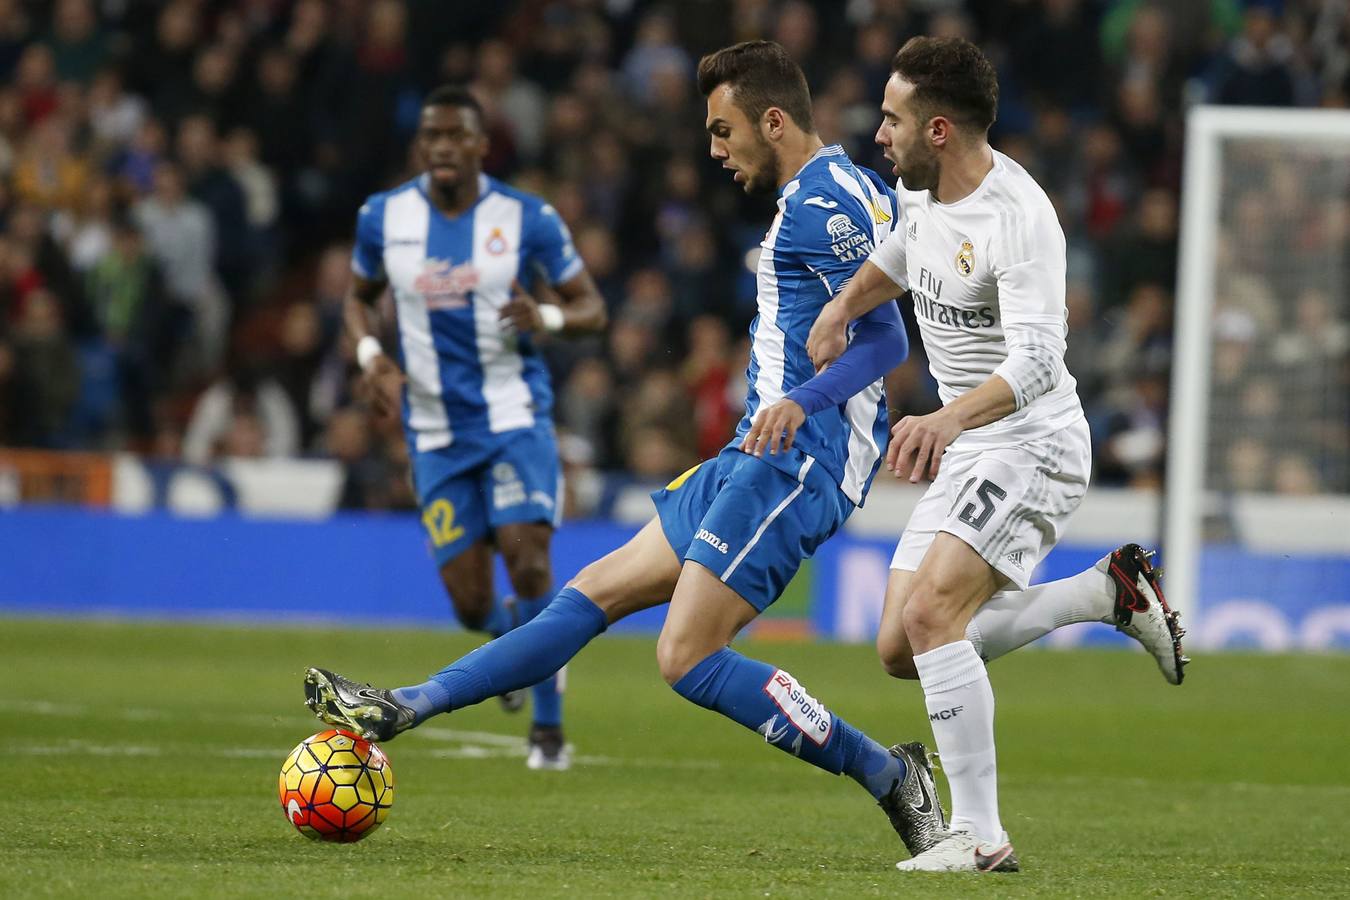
[{"left": 4, "top": 618, "right": 1349, "bottom": 898}]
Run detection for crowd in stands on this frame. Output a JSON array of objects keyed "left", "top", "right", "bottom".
[{"left": 0, "top": 0, "right": 1346, "bottom": 513}]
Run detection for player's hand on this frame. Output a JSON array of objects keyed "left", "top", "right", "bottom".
[
  {"left": 806, "top": 302, "right": 848, "bottom": 372},
  {"left": 362, "top": 353, "right": 405, "bottom": 420},
  {"left": 886, "top": 408, "right": 962, "bottom": 483},
  {"left": 499, "top": 280, "right": 545, "bottom": 332},
  {"left": 741, "top": 398, "right": 806, "bottom": 458}
]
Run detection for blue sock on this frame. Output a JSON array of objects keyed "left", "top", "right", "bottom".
[
  {"left": 393, "top": 587, "right": 605, "bottom": 725},
  {"left": 470, "top": 593, "right": 565, "bottom": 726},
  {"left": 516, "top": 594, "right": 564, "bottom": 728},
  {"left": 672, "top": 648, "right": 905, "bottom": 800}
]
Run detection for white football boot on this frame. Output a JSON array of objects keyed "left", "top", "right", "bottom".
[
  {"left": 1100, "top": 544, "right": 1189, "bottom": 685},
  {"left": 896, "top": 825, "right": 1019, "bottom": 873}
]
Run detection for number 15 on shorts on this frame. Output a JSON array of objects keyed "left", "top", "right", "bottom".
[{"left": 954, "top": 478, "right": 1007, "bottom": 531}]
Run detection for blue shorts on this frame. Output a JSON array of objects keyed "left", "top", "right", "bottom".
[
  {"left": 651, "top": 447, "right": 854, "bottom": 612},
  {"left": 410, "top": 425, "right": 562, "bottom": 567}
]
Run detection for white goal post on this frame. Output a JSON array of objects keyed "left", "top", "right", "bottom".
[{"left": 1165, "top": 105, "right": 1350, "bottom": 647}]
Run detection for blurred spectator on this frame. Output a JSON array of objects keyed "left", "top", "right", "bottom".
[
  {"left": 472, "top": 40, "right": 547, "bottom": 163},
  {"left": 84, "top": 216, "right": 172, "bottom": 439},
  {"left": 682, "top": 315, "right": 737, "bottom": 460},
  {"left": 559, "top": 357, "right": 617, "bottom": 469},
  {"left": 176, "top": 114, "right": 250, "bottom": 302},
  {"left": 621, "top": 10, "right": 693, "bottom": 106},
  {"left": 1010, "top": 0, "right": 1101, "bottom": 111},
  {"left": 5, "top": 200, "right": 95, "bottom": 336},
  {"left": 1209, "top": 2, "right": 1297, "bottom": 106},
  {"left": 1098, "top": 282, "right": 1173, "bottom": 403},
  {"left": 128, "top": 2, "right": 201, "bottom": 116},
  {"left": 111, "top": 114, "right": 164, "bottom": 194},
  {"left": 133, "top": 161, "right": 228, "bottom": 373},
  {"left": 619, "top": 368, "right": 696, "bottom": 478},
  {"left": 15, "top": 44, "right": 60, "bottom": 126},
  {"left": 223, "top": 127, "right": 280, "bottom": 280},
  {"left": 0, "top": 0, "right": 34, "bottom": 81},
  {"left": 60, "top": 174, "right": 116, "bottom": 272},
  {"left": 245, "top": 46, "right": 307, "bottom": 177},
  {"left": 7, "top": 288, "right": 78, "bottom": 446},
  {"left": 182, "top": 367, "right": 300, "bottom": 465},
  {"left": 12, "top": 116, "right": 88, "bottom": 213},
  {"left": 323, "top": 405, "right": 386, "bottom": 510},
  {"left": 44, "top": 0, "right": 110, "bottom": 84},
  {"left": 1098, "top": 188, "right": 1178, "bottom": 311}
]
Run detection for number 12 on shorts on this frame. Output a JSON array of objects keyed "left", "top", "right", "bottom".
[
  {"left": 422, "top": 498, "right": 465, "bottom": 547},
  {"left": 954, "top": 478, "right": 1007, "bottom": 531}
]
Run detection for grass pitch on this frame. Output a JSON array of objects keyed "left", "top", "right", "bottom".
[{"left": 4, "top": 618, "right": 1348, "bottom": 898}]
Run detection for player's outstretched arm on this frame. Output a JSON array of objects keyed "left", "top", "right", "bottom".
[{"left": 806, "top": 259, "right": 904, "bottom": 371}]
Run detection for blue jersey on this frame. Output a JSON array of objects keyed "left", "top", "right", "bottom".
[
  {"left": 352, "top": 173, "right": 584, "bottom": 452},
  {"left": 738, "top": 145, "right": 897, "bottom": 505}
]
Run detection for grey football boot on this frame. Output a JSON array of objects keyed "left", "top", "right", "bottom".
[
  {"left": 878, "top": 741, "right": 948, "bottom": 858},
  {"left": 303, "top": 667, "right": 416, "bottom": 742}
]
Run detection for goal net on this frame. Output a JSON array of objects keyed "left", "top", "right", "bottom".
[{"left": 1165, "top": 106, "right": 1350, "bottom": 651}]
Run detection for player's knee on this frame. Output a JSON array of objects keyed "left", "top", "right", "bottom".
[
  {"left": 876, "top": 632, "right": 919, "bottom": 680},
  {"left": 504, "top": 551, "right": 552, "bottom": 601},
  {"left": 901, "top": 584, "right": 959, "bottom": 650},
  {"left": 566, "top": 562, "right": 606, "bottom": 608},
  {"left": 440, "top": 577, "right": 494, "bottom": 632},
  {"left": 565, "top": 563, "right": 627, "bottom": 620},
  {"left": 655, "top": 633, "right": 702, "bottom": 687}
]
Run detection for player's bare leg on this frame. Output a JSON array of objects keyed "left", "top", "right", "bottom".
[
  {"left": 568, "top": 518, "right": 684, "bottom": 622},
  {"left": 660, "top": 562, "right": 947, "bottom": 858},
  {"left": 876, "top": 568, "right": 919, "bottom": 679},
  {"left": 893, "top": 533, "right": 1020, "bottom": 873},
  {"left": 437, "top": 541, "right": 497, "bottom": 631}
]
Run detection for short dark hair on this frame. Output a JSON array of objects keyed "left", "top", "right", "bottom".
[
  {"left": 696, "top": 41, "right": 814, "bottom": 133},
  {"left": 891, "top": 37, "right": 998, "bottom": 132},
  {"left": 423, "top": 85, "right": 484, "bottom": 123}
]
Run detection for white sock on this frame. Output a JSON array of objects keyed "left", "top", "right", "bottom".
[
  {"left": 965, "top": 564, "right": 1115, "bottom": 660},
  {"left": 913, "top": 640, "right": 1002, "bottom": 845}
]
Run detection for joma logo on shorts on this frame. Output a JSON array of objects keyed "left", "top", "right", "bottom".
[{"left": 694, "top": 528, "right": 729, "bottom": 554}]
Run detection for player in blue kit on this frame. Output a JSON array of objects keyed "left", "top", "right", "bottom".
[
  {"left": 305, "top": 43, "right": 947, "bottom": 857},
  {"left": 344, "top": 86, "right": 607, "bottom": 769}
]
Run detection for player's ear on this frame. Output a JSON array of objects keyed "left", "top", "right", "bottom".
[
  {"left": 762, "top": 107, "right": 786, "bottom": 142},
  {"left": 929, "top": 115, "right": 950, "bottom": 149}
]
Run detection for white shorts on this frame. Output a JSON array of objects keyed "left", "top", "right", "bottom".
[{"left": 889, "top": 417, "right": 1092, "bottom": 590}]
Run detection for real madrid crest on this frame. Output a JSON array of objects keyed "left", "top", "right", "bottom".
[
  {"left": 955, "top": 240, "right": 975, "bottom": 277},
  {"left": 486, "top": 227, "right": 508, "bottom": 255}
]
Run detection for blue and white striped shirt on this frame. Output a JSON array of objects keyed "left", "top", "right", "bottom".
[
  {"left": 352, "top": 174, "right": 583, "bottom": 452},
  {"left": 738, "top": 145, "right": 897, "bottom": 505}
]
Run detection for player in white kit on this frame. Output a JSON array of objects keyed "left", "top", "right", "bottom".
[{"left": 804, "top": 37, "right": 1188, "bottom": 872}]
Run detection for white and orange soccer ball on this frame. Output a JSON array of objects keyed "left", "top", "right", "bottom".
[{"left": 278, "top": 729, "right": 394, "bottom": 842}]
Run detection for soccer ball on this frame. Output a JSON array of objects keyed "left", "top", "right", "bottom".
[{"left": 278, "top": 729, "right": 395, "bottom": 842}]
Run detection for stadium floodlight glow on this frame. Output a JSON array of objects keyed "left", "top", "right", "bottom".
[{"left": 1165, "top": 104, "right": 1350, "bottom": 645}]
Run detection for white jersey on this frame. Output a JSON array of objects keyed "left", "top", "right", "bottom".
[{"left": 869, "top": 150, "right": 1084, "bottom": 449}]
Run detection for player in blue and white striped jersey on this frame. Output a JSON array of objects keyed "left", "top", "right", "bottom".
[
  {"left": 306, "top": 43, "right": 948, "bottom": 859},
  {"left": 344, "top": 86, "right": 607, "bottom": 769}
]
